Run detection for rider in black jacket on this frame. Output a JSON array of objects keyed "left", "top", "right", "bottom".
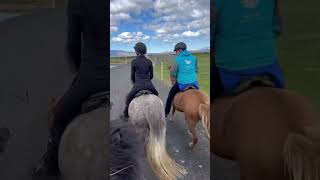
[
  {"left": 122, "top": 42, "right": 158, "bottom": 118},
  {"left": 32, "top": 0, "right": 108, "bottom": 176}
]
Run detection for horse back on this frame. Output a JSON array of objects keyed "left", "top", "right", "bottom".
[
  {"left": 174, "top": 90, "right": 208, "bottom": 114},
  {"left": 215, "top": 87, "right": 319, "bottom": 176}
]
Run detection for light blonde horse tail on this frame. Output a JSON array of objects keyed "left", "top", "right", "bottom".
[
  {"left": 283, "top": 126, "right": 320, "bottom": 180},
  {"left": 199, "top": 102, "right": 210, "bottom": 140},
  {"left": 145, "top": 97, "right": 186, "bottom": 180}
]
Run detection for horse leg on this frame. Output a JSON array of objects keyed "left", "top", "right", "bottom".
[
  {"left": 186, "top": 117, "right": 198, "bottom": 149},
  {"left": 171, "top": 105, "right": 176, "bottom": 122}
]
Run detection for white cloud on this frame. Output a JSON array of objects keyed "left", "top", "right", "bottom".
[
  {"left": 112, "top": 37, "right": 123, "bottom": 42},
  {"left": 110, "top": 0, "right": 154, "bottom": 31},
  {"left": 110, "top": 0, "right": 210, "bottom": 44},
  {"left": 110, "top": 26, "right": 118, "bottom": 32},
  {"left": 156, "top": 29, "right": 167, "bottom": 34},
  {"left": 142, "top": 35, "right": 150, "bottom": 40},
  {"left": 112, "top": 31, "right": 151, "bottom": 43},
  {"left": 148, "top": 0, "right": 210, "bottom": 41},
  {"left": 182, "top": 30, "right": 201, "bottom": 37}
]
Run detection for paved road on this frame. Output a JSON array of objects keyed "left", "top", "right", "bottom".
[
  {"left": 110, "top": 64, "right": 210, "bottom": 180},
  {"left": 0, "top": 8, "right": 72, "bottom": 180}
]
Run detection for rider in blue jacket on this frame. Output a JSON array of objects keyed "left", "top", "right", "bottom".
[
  {"left": 165, "top": 42, "right": 199, "bottom": 117},
  {"left": 212, "top": 0, "right": 284, "bottom": 100}
]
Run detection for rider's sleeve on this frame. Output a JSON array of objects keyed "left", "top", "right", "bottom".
[
  {"left": 195, "top": 57, "right": 199, "bottom": 73},
  {"left": 149, "top": 61, "right": 154, "bottom": 80},
  {"left": 170, "top": 59, "right": 178, "bottom": 78},
  {"left": 131, "top": 61, "right": 136, "bottom": 83},
  {"left": 66, "top": 0, "right": 83, "bottom": 73}
]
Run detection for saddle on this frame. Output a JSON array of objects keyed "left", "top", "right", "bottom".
[
  {"left": 81, "top": 91, "right": 110, "bottom": 114},
  {"left": 134, "top": 90, "right": 153, "bottom": 98},
  {"left": 182, "top": 85, "right": 197, "bottom": 92},
  {"left": 233, "top": 75, "right": 275, "bottom": 95}
]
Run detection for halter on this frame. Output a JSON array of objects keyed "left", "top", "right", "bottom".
[{"left": 110, "top": 164, "right": 134, "bottom": 177}]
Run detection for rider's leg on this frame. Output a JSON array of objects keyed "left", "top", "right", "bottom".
[
  {"left": 33, "top": 76, "right": 107, "bottom": 176},
  {"left": 165, "top": 83, "right": 180, "bottom": 116},
  {"left": 123, "top": 87, "right": 138, "bottom": 117},
  {"left": 217, "top": 67, "right": 242, "bottom": 95}
]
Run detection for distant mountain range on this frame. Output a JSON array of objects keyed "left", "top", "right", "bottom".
[
  {"left": 110, "top": 50, "right": 136, "bottom": 57},
  {"left": 110, "top": 47, "right": 210, "bottom": 57}
]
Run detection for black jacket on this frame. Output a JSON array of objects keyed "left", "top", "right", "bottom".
[
  {"left": 131, "top": 55, "right": 154, "bottom": 87},
  {"left": 66, "top": 0, "right": 108, "bottom": 79}
]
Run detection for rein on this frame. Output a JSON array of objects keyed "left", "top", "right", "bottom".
[{"left": 110, "top": 164, "right": 134, "bottom": 177}]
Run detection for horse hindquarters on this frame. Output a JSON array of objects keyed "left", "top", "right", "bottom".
[
  {"left": 59, "top": 108, "right": 107, "bottom": 180},
  {"left": 283, "top": 127, "right": 320, "bottom": 180}
]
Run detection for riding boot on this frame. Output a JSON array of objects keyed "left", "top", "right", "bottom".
[
  {"left": 119, "top": 105, "right": 129, "bottom": 121},
  {"left": 32, "top": 138, "right": 60, "bottom": 177}
]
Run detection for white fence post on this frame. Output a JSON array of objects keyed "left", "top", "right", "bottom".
[
  {"left": 52, "top": 0, "right": 55, "bottom": 8},
  {"left": 125, "top": 56, "right": 128, "bottom": 64},
  {"left": 160, "top": 62, "right": 163, "bottom": 80}
]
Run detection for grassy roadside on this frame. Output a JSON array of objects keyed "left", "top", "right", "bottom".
[{"left": 154, "top": 53, "right": 210, "bottom": 96}]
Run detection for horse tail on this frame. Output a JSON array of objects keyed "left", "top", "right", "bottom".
[
  {"left": 145, "top": 97, "right": 186, "bottom": 180},
  {"left": 199, "top": 102, "right": 210, "bottom": 140},
  {"left": 283, "top": 126, "right": 320, "bottom": 180}
]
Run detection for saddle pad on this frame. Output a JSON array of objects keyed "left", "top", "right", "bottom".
[
  {"left": 134, "top": 90, "right": 153, "bottom": 98},
  {"left": 233, "top": 75, "right": 275, "bottom": 95},
  {"left": 82, "top": 91, "right": 110, "bottom": 113}
]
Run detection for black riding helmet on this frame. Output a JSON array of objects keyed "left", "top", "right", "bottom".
[
  {"left": 134, "top": 42, "right": 147, "bottom": 55},
  {"left": 174, "top": 42, "right": 187, "bottom": 51}
]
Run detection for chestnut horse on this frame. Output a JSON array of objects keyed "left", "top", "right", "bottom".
[
  {"left": 172, "top": 89, "right": 210, "bottom": 149},
  {"left": 212, "top": 87, "right": 320, "bottom": 180}
]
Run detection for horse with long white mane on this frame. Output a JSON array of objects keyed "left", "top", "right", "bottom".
[{"left": 128, "top": 92, "right": 187, "bottom": 180}]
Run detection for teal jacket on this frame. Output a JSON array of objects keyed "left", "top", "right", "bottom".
[
  {"left": 215, "top": 0, "right": 278, "bottom": 70},
  {"left": 170, "top": 50, "right": 198, "bottom": 84}
]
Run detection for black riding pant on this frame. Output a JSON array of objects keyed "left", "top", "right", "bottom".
[
  {"left": 164, "top": 83, "right": 180, "bottom": 115},
  {"left": 50, "top": 74, "right": 108, "bottom": 146}
]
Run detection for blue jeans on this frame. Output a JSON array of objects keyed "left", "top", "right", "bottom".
[
  {"left": 178, "top": 81, "right": 199, "bottom": 91},
  {"left": 214, "top": 62, "right": 285, "bottom": 96}
]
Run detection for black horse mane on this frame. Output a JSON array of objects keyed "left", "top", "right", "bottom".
[{"left": 110, "top": 120, "right": 143, "bottom": 180}]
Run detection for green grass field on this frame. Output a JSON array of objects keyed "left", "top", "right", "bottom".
[
  {"left": 153, "top": 53, "right": 210, "bottom": 95},
  {"left": 110, "top": 56, "right": 135, "bottom": 64},
  {"left": 278, "top": 0, "right": 320, "bottom": 109},
  {"left": 110, "top": 53, "right": 210, "bottom": 95}
]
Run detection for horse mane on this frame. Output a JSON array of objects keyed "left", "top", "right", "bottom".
[{"left": 110, "top": 121, "right": 144, "bottom": 180}]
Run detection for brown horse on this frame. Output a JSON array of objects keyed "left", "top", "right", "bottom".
[
  {"left": 172, "top": 89, "right": 210, "bottom": 149},
  {"left": 212, "top": 87, "right": 320, "bottom": 180}
]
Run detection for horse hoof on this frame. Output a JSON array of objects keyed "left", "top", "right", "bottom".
[
  {"left": 188, "top": 142, "right": 194, "bottom": 149},
  {"left": 187, "top": 130, "right": 192, "bottom": 136}
]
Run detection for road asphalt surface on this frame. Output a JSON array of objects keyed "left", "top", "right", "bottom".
[{"left": 110, "top": 64, "right": 211, "bottom": 180}]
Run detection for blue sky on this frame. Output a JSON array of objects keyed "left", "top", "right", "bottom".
[{"left": 110, "top": 0, "right": 210, "bottom": 53}]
